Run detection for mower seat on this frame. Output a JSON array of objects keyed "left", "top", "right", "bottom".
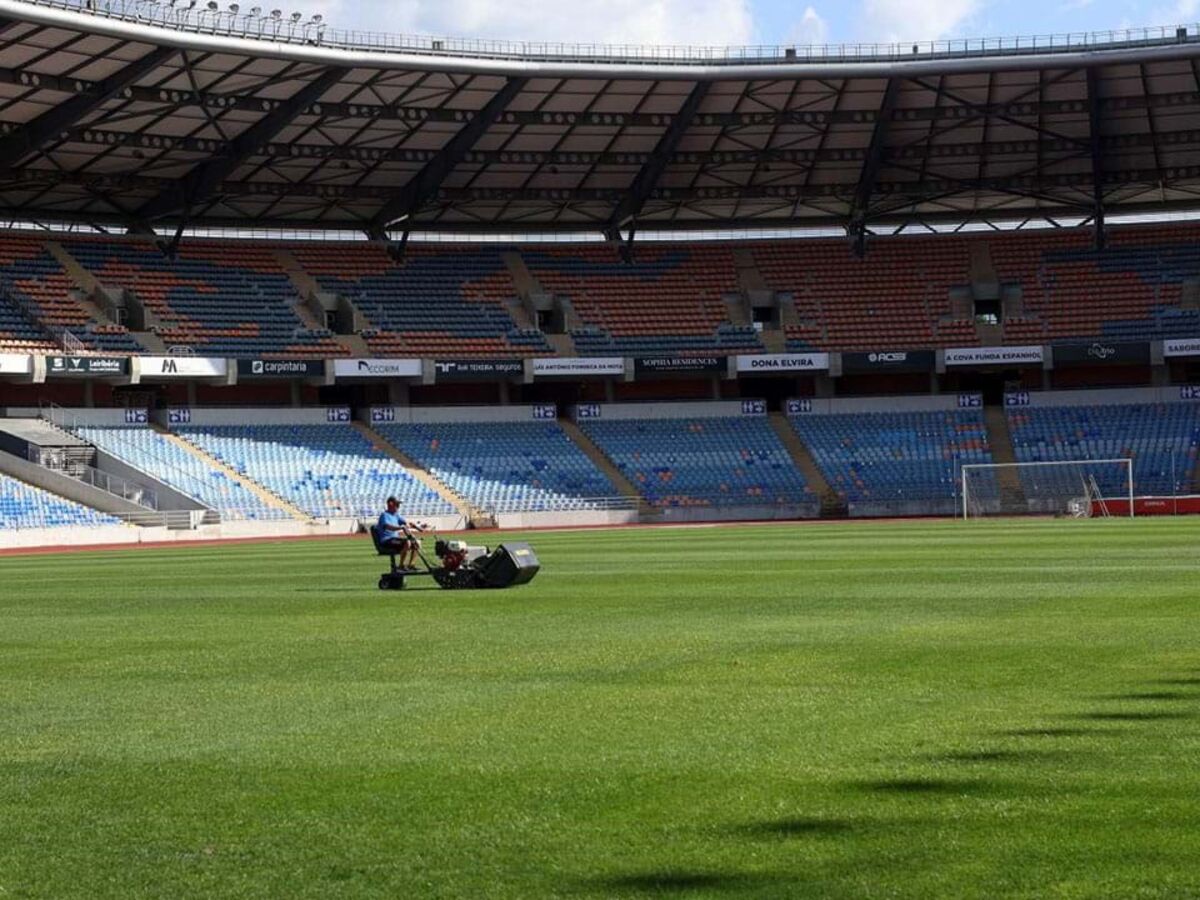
[
  {"left": 370, "top": 524, "right": 395, "bottom": 557},
  {"left": 370, "top": 525, "right": 406, "bottom": 590}
]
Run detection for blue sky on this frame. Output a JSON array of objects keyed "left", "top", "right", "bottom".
[{"left": 313, "top": 0, "right": 1198, "bottom": 47}]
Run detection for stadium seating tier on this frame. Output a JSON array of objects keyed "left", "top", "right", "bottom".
[
  {"left": 0, "top": 471, "right": 123, "bottom": 530},
  {"left": 790, "top": 410, "right": 997, "bottom": 507},
  {"left": 579, "top": 416, "right": 809, "bottom": 508},
  {"left": 173, "top": 424, "right": 455, "bottom": 519},
  {"left": 375, "top": 421, "right": 618, "bottom": 512}
]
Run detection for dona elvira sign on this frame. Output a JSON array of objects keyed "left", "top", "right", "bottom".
[
  {"left": 944, "top": 346, "right": 1044, "bottom": 367},
  {"left": 141, "top": 356, "right": 227, "bottom": 378},
  {"left": 46, "top": 356, "right": 128, "bottom": 377},
  {"left": 1053, "top": 342, "right": 1150, "bottom": 367},
  {"left": 433, "top": 359, "right": 524, "bottom": 381},
  {"left": 333, "top": 358, "right": 422, "bottom": 379},
  {"left": 841, "top": 350, "right": 935, "bottom": 374},
  {"left": 634, "top": 356, "right": 725, "bottom": 376},
  {"left": 1164, "top": 338, "right": 1200, "bottom": 358},
  {"left": 237, "top": 359, "right": 326, "bottom": 378},
  {"left": 735, "top": 353, "right": 830, "bottom": 374},
  {"left": 531, "top": 357, "right": 624, "bottom": 378}
]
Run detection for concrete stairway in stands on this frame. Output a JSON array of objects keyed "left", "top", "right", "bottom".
[
  {"left": 501, "top": 252, "right": 541, "bottom": 330},
  {"left": 544, "top": 333, "right": 577, "bottom": 356},
  {"left": 760, "top": 329, "right": 788, "bottom": 353},
  {"left": 132, "top": 331, "right": 167, "bottom": 353},
  {"left": 274, "top": 247, "right": 324, "bottom": 302},
  {"left": 503, "top": 251, "right": 540, "bottom": 299},
  {"left": 983, "top": 405, "right": 1027, "bottom": 512},
  {"left": 46, "top": 241, "right": 103, "bottom": 296},
  {"left": 723, "top": 295, "right": 752, "bottom": 328},
  {"left": 151, "top": 424, "right": 311, "bottom": 521},
  {"left": 766, "top": 411, "right": 845, "bottom": 517},
  {"left": 969, "top": 242, "right": 998, "bottom": 289},
  {"left": 353, "top": 422, "right": 474, "bottom": 521},
  {"left": 44, "top": 240, "right": 123, "bottom": 328},
  {"left": 557, "top": 418, "right": 654, "bottom": 517},
  {"left": 275, "top": 247, "right": 371, "bottom": 357},
  {"left": 732, "top": 248, "right": 771, "bottom": 294}
]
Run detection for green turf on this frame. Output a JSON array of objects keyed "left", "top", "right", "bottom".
[{"left": 2, "top": 519, "right": 1199, "bottom": 898}]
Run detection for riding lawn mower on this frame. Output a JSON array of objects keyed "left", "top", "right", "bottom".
[{"left": 370, "top": 525, "right": 540, "bottom": 590}]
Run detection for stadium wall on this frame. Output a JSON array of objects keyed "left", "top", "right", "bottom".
[
  {"left": 1008, "top": 386, "right": 1200, "bottom": 407},
  {"left": 787, "top": 394, "right": 977, "bottom": 415},
  {"left": 0, "top": 517, "right": 365, "bottom": 551},
  {"left": 370, "top": 405, "right": 556, "bottom": 424},
  {"left": 571, "top": 400, "right": 754, "bottom": 420},
  {"left": 160, "top": 406, "right": 344, "bottom": 426}
]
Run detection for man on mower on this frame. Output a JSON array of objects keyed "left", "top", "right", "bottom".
[{"left": 377, "top": 496, "right": 426, "bottom": 570}]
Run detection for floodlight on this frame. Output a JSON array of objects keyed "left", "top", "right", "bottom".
[
  {"left": 290, "top": 11, "right": 301, "bottom": 21},
  {"left": 270, "top": 8, "right": 282, "bottom": 18}
]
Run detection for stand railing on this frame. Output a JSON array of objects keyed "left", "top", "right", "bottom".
[{"left": 21, "top": 0, "right": 1200, "bottom": 66}]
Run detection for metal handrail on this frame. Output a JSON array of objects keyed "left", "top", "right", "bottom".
[
  {"left": 75, "top": 463, "right": 158, "bottom": 509},
  {"left": 42, "top": 403, "right": 237, "bottom": 513},
  {"left": 21, "top": 0, "right": 1200, "bottom": 66}
]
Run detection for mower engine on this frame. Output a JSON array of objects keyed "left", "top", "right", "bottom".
[{"left": 435, "top": 539, "right": 488, "bottom": 572}]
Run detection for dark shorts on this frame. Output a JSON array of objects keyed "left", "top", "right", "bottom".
[{"left": 382, "top": 535, "right": 418, "bottom": 548}]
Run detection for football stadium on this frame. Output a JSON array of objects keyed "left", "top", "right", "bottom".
[{"left": 2, "top": 0, "right": 1200, "bottom": 895}]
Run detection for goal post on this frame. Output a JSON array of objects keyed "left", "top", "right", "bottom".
[{"left": 961, "top": 458, "right": 1135, "bottom": 520}]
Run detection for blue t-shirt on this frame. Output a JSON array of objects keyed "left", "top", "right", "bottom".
[{"left": 377, "top": 510, "right": 407, "bottom": 539}]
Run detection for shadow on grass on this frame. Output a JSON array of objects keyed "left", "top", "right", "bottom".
[
  {"left": 1095, "top": 692, "right": 1192, "bottom": 702},
  {"left": 1071, "top": 711, "right": 1193, "bottom": 722},
  {"left": 1148, "top": 678, "right": 1200, "bottom": 687},
  {"left": 586, "top": 871, "right": 777, "bottom": 894},
  {"left": 998, "top": 727, "right": 1122, "bottom": 738},
  {"left": 859, "top": 778, "right": 995, "bottom": 796},
  {"left": 737, "top": 817, "right": 855, "bottom": 838},
  {"left": 929, "top": 749, "right": 1070, "bottom": 764}
]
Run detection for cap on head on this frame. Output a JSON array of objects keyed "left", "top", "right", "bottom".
[{"left": 386, "top": 496, "right": 398, "bottom": 506}]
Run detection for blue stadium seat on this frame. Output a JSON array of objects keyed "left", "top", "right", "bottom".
[
  {"left": 0, "top": 471, "right": 123, "bottom": 529},
  {"left": 76, "top": 425, "right": 282, "bottom": 520},
  {"left": 376, "top": 421, "right": 617, "bottom": 512},
  {"left": 292, "top": 245, "right": 548, "bottom": 356},
  {"left": 1007, "top": 403, "right": 1200, "bottom": 497},
  {"left": 791, "top": 410, "right": 995, "bottom": 508},
  {"left": 174, "top": 424, "right": 455, "bottom": 519},
  {"left": 63, "top": 240, "right": 343, "bottom": 357},
  {"left": 579, "top": 416, "right": 808, "bottom": 508}
]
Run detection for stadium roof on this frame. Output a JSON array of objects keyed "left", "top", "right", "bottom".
[{"left": 2, "top": 0, "right": 1200, "bottom": 240}]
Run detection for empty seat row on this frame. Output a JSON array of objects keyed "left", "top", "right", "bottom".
[
  {"left": 376, "top": 422, "right": 617, "bottom": 512},
  {"left": 580, "top": 417, "right": 810, "bottom": 508}
]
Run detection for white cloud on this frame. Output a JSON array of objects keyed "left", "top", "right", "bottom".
[
  {"left": 786, "top": 6, "right": 829, "bottom": 46},
  {"left": 1159, "top": 0, "right": 1198, "bottom": 17},
  {"left": 320, "top": 0, "right": 754, "bottom": 47},
  {"left": 857, "top": 0, "right": 982, "bottom": 43},
  {"left": 1146, "top": 0, "right": 1196, "bottom": 28}
]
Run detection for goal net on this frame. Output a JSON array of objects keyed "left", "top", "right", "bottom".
[{"left": 961, "top": 459, "right": 1135, "bottom": 519}]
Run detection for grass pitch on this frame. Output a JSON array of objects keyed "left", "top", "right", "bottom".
[{"left": 2, "top": 518, "right": 1199, "bottom": 899}]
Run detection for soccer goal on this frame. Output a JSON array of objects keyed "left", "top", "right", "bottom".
[{"left": 960, "top": 459, "right": 1135, "bottom": 519}]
